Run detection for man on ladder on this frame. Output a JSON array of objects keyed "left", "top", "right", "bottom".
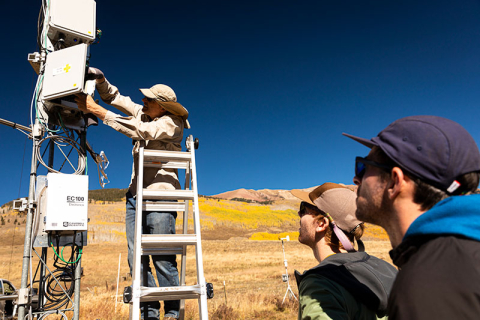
[{"left": 76, "top": 67, "right": 189, "bottom": 320}]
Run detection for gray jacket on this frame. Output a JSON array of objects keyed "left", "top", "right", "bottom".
[{"left": 295, "top": 252, "right": 397, "bottom": 319}]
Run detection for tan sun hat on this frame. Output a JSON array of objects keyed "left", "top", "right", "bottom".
[
  {"left": 291, "top": 183, "right": 362, "bottom": 233},
  {"left": 140, "top": 84, "right": 190, "bottom": 129},
  {"left": 140, "top": 84, "right": 177, "bottom": 102}
]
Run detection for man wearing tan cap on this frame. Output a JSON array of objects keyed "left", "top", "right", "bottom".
[
  {"left": 75, "top": 68, "right": 186, "bottom": 319},
  {"left": 292, "top": 183, "right": 397, "bottom": 320}
]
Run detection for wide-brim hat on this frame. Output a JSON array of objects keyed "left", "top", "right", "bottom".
[
  {"left": 140, "top": 84, "right": 190, "bottom": 129},
  {"left": 291, "top": 183, "right": 362, "bottom": 233}
]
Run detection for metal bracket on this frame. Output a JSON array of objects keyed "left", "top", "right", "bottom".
[
  {"left": 13, "top": 198, "right": 28, "bottom": 212},
  {"left": 17, "top": 288, "right": 29, "bottom": 305}
]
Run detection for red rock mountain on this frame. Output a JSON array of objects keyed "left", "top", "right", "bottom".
[{"left": 211, "top": 184, "right": 356, "bottom": 202}]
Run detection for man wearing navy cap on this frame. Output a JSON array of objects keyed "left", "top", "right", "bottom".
[{"left": 344, "top": 115, "right": 480, "bottom": 320}]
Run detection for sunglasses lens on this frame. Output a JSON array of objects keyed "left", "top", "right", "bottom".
[
  {"left": 299, "top": 203, "right": 305, "bottom": 217},
  {"left": 355, "top": 161, "right": 366, "bottom": 179}
]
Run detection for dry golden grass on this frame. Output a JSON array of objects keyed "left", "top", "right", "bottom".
[{"left": 0, "top": 198, "right": 393, "bottom": 319}]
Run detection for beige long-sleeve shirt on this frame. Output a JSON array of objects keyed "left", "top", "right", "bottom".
[{"left": 97, "top": 79, "right": 184, "bottom": 195}]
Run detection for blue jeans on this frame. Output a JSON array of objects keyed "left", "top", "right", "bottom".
[{"left": 126, "top": 192, "right": 180, "bottom": 319}]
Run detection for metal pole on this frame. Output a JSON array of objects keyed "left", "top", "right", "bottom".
[
  {"left": 73, "top": 130, "right": 87, "bottom": 320},
  {"left": 18, "top": 120, "right": 41, "bottom": 319},
  {"left": 0, "top": 118, "right": 32, "bottom": 133}
]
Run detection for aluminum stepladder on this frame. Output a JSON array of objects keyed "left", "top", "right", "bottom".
[{"left": 125, "top": 135, "right": 209, "bottom": 320}]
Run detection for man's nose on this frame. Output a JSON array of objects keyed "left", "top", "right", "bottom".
[{"left": 353, "top": 176, "right": 361, "bottom": 186}]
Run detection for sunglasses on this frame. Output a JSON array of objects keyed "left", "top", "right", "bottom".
[
  {"left": 355, "top": 156, "right": 393, "bottom": 180},
  {"left": 298, "top": 202, "right": 322, "bottom": 217},
  {"left": 145, "top": 97, "right": 156, "bottom": 102}
]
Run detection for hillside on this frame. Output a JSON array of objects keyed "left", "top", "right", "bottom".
[
  {"left": 211, "top": 184, "right": 356, "bottom": 202},
  {"left": 0, "top": 188, "right": 388, "bottom": 246},
  {"left": 0, "top": 189, "right": 389, "bottom": 319}
]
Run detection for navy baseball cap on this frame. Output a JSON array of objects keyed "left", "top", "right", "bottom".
[{"left": 343, "top": 116, "right": 480, "bottom": 193}]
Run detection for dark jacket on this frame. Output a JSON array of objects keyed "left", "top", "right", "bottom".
[
  {"left": 295, "top": 252, "right": 397, "bottom": 319},
  {"left": 388, "top": 194, "right": 480, "bottom": 320}
]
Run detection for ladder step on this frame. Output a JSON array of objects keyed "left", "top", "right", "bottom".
[
  {"left": 144, "top": 149, "right": 192, "bottom": 162},
  {"left": 142, "top": 234, "right": 198, "bottom": 248},
  {"left": 142, "top": 201, "right": 187, "bottom": 212},
  {"left": 144, "top": 160, "right": 189, "bottom": 169},
  {"left": 143, "top": 150, "right": 192, "bottom": 169},
  {"left": 139, "top": 284, "right": 204, "bottom": 302},
  {"left": 143, "top": 189, "right": 194, "bottom": 200},
  {"left": 142, "top": 247, "right": 184, "bottom": 256}
]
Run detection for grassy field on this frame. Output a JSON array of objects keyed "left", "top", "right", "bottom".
[{"left": 0, "top": 197, "right": 392, "bottom": 319}]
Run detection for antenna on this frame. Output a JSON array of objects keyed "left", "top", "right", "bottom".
[{"left": 280, "top": 236, "right": 298, "bottom": 303}]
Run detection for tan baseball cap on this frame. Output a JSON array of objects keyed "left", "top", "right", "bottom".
[
  {"left": 140, "top": 84, "right": 190, "bottom": 128},
  {"left": 291, "top": 183, "right": 362, "bottom": 233}
]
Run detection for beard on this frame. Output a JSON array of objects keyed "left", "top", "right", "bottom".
[{"left": 355, "top": 182, "right": 391, "bottom": 228}]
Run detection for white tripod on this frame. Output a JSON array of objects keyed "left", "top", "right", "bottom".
[{"left": 280, "top": 236, "right": 298, "bottom": 303}]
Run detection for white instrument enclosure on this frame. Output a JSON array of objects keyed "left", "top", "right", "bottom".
[
  {"left": 47, "top": 0, "right": 96, "bottom": 46},
  {"left": 42, "top": 44, "right": 88, "bottom": 101},
  {"left": 44, "top": 173, "right": 89, "bottom": 231}
]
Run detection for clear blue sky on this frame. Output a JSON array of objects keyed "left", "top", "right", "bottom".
[{"left": 2, "top": 0, "right": 480, "bottom": 206}]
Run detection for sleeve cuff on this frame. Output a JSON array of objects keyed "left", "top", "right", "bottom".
[
  {"left": 96, "top": 78, "right": 109, "bottom": 94},
  {"left": 103, "top": 110, "right": 118, "bottom": 124}
]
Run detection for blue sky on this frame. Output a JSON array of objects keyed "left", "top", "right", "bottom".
[{"left": 2, "top": 0, "right": 480, "bottom": 206}]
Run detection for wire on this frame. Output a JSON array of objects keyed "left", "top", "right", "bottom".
[
  {"left": 37, "top": 310, "right": 68, "bottom": 320},
  {"left": 36, "top": 135, "right": 86, "bottom": 175},
  {"left": 30, "top": 74, "right": 42, "bottom": 128},
  {"left": 50, "top": 242, "right": 82, "bottom": 264}
]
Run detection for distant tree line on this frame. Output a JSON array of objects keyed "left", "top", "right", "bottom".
[
  {"left": 89, "top": 188, "right": 128, "bottom": 202},
  {"left": 230, "top": 197, "right": 274, "bottom": 205}
]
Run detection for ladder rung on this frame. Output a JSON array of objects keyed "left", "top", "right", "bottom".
[
  {"left": 144, "top": 160, "right": 189, "bottom": 169},
  {"left": 142, "top": 201, "right": 187, "bottom": 212},
  {"left": 144, "top": 149, "right": 192, "bottom": 162},
  {"left": 142, "top": 234, "right": 198, "bottom": 247},
  {"left": 139, "top": 284, "right": 204, "bottom": 302},
  {"left": 143, "top": 189, "right": 194, "bottom": 200},
  {"left": 142, "top": 247, "right": 184, "bottom": 255}
]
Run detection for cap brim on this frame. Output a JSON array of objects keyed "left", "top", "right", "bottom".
[
  {"left": 342, "top": 133, "right": 377, "bottom": 149},
  {"left": 291, "top": 189, "right": 315, "bottom": 205},
  {"left": 139, "top": 88, "right": 156, "bottom": 99}
]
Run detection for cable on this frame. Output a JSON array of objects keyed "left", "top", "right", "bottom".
[
  {"left": 36, "top": 135, "right": 86, "bottom": 175},
  {"left": 51, "top": 242, "right": 82, "bottom": 264},
  {"left": 37, "top": 310, "right": 68, "bottom": 320}
]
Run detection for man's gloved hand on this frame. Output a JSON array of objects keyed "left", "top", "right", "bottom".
[{"left": 85, "top": 67, "right": 105, "bottom": 82}]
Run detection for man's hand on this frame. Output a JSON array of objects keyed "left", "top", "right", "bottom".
[
  {"left": 75, "top": 93, "right": 107, "bottom": 121},
  {"left": 85, "top": 67, "right": 105, "bottom": 83}
]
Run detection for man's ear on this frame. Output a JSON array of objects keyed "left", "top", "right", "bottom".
[
  {"left": 388, "top": 167, "right": 407, "bottom": 199},
  {"left": 315, "top": 216, "right": 329, "bottom": 233}
]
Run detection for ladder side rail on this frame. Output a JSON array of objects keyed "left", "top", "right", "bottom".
[
  {"left": 178, "top": 160, "right": 191, "bottom": 320},
  {"left": 188, "top": 137, "right": 209, "bottom": 319},
  {"left": 131, "top": 141, "right": 146, "bottom": 320}
]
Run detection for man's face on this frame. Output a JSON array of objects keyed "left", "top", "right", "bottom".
[
  {"left": 142, "top": 97, "right": 167, "bottom": 119},
  {"left": 298, "top": 204, "right": 321, "bottom": 248},
  {"left": 353, "top": 147, "right": 391, "bottom": 227}
]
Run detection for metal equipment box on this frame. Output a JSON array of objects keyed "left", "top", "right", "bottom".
[
  {"left": 42, "top": 44, "right": 88, "bottom": 100},
  {"left": 45, "top": 173, "right": 88, "bottom": 231},
  {"left": 47, "top": 0, "right": 96, "bottom": 46}
]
